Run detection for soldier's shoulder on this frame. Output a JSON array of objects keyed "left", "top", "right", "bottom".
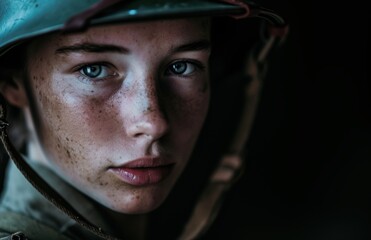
[{"left": 0, "top": 212, "right": 72, "bottom": 240}]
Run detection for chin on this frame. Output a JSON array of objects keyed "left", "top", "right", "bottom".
[
  {"left": 105, "top": 199, "right": 164, "bottom": 214},
  {"left": 96, "top": 190, "right": 169, "bottom": 215}
]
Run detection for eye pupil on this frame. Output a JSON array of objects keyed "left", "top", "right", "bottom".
[
  {"left": 83, "top": 65, "right": 102, "bottom": 78},
  {"left": 171, "top": 62, "right": 187, "bottom": 74}
]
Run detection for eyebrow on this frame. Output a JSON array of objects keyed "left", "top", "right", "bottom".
[
  {"left": 55, "top": 43, "right": 129, "bottom": 54},
  {"left": 55, "top": 40, "right": 211, "bottom": 55},
  {"left": 173, "top": 40, "right": 211, "bottom": 53}
]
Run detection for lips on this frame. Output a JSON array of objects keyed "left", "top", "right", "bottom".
[{"left": 109, "top": 157, "right": 175, "bottom": 186}]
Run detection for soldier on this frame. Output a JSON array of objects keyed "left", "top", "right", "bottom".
[{"left": 0, "top": 0, "right": 287, "bottom": 239}]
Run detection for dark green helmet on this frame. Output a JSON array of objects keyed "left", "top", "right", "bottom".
[{"left": 0, "top": 0, "right": 286, "bottom": 57}]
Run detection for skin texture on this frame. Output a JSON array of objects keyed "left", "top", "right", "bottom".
[{"left": 4, "top": 18, "right": 211, "bottom": 215}]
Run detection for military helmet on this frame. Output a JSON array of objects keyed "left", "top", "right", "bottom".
[{"left": 0, "top": 0, "right": 286, "bottom": 57}]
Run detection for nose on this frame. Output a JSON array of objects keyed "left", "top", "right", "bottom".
[{"left": 125, "top": 77, "right": 169, "bottom": 141}]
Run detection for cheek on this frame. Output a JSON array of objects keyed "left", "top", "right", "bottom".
[
  {"left": 162, "top": 74, "right": 210, "bottom": 128},
  {"left": 28, "top": 70, "right": 99, "bottom": 172},
  {"left": 168, "top": 86, "right": 210, "bottom": 138}
]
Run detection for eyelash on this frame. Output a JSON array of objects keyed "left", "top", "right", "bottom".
[
  {"left": 165, "top": 59, "right": 205, "bottom": 77},
  {"left": 74, "top": 59, "right": 206, "bottom": 85},
  {"left": 75, "top": 62, "right": 118, "bottom": 84}
]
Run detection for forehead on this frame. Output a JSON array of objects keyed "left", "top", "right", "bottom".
[{"left": 29, "top": 18, "right": 211, "bottom": 53}]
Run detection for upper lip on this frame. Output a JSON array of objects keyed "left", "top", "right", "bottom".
[{"left": 113, "top": 156, "right": 174, "bottom": 168}]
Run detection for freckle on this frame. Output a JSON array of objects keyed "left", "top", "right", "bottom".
[
  {"left": 66, "top": 149, "right": 71, "bottom": 158},
  {"left": 66, "top": 137, "right": 69, "bottom": 141},
  {"left": 99, "top": 181, "right": 108, "bottom": 186}
]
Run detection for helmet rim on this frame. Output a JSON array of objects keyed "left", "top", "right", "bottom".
[{"left": 0, "top": 0, "right": 244, "bottom": 56}]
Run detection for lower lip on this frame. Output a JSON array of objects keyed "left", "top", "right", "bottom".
[{"left": 110, "top": 165, "right": 174, "bottom": 186}]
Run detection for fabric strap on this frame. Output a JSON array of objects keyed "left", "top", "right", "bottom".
[
  {"left": 178, "top": 22, "right": 288, "bottom": 239},
  {"left": 0, "top": 104, "right": 120, "bottom": 240}
]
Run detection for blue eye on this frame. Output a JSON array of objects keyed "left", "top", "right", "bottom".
[
  {"left": 171, "top": 62, "right": 187, "bottom": 74},
  {"left": 168, "top": 61, "right": 197, "bottom": 76},
  {"left": 82, "top": 65, "right": 102, "bottom": 78},
  {"left": 79, "top": 64, "right": 111, "bottom": 79}
]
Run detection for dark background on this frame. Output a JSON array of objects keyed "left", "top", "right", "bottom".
[
  {"left": 205, "top": 1, "right": 370, "bottom": 239},
  {"left": 1, "top": 1, "right": 369, "bottom": 239},
  {"left": 153, "top": 1, "right": 370, "bottom": 239}
]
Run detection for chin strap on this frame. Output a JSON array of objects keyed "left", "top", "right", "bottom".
[
  {"left": 178, "top": 3, "right": 289, "bottom": 240},
  {"left": 0, "top": 101, "right": 120, "bottom": 240}
]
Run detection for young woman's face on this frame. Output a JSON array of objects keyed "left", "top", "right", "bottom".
[{"left": 22, "top": 18, "right": 211, "bottom": 213}]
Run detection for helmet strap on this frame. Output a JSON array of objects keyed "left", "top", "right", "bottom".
[
  {"left": 178, "top": 19, "right": 289, "bottom": 240},
  {"left": 0, "top": 99, "right": 121, "bottom": 240}
]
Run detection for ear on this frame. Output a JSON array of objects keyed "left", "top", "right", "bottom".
[{"left": 0, "top": 73, "right": 28, "bottom": 107}]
